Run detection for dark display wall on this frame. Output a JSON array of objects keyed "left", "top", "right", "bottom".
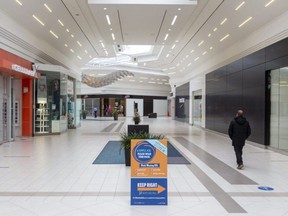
[
  {"left": 175, "top": 83, "right": 190, "bottom": 123},
  {"left": 206, "top": 37, "right": 288, "bottom": 145}
]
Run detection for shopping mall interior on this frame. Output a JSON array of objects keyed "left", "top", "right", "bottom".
[{"left": 1, "top": 0, "right": 288, "bottom": 215}]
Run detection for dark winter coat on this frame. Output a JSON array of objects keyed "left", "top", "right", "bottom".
[{"left": 228, "top": 116, "right": 251, "bottom": 147}]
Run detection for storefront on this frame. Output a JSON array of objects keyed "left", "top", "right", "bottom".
[
  {"left": 0, "top": 48, "right": 35, "bottom": 144},
  {"left": 34, "top": 64, "right": 80, "bottom": 135}
]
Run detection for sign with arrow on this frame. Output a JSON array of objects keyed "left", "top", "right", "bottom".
[{"left": 131, "top": 178, "right": 167, "bottom": 205}]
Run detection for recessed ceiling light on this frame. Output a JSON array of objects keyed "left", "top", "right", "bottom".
[
  {"left": 166, "top": 54, "right": 170, "bottom": 58},
  {"left": 129, "top": 80, "right": 135, "bottom": 82},
  {"left": 213, "top": 28, "right": 217, "bottom": 32},
  {"left": 171, "top": 44, "right": 176, "bottom": 49},
  {"left": 238, "top": 17, "right": 252, "bottom": 28},
  {"left": 164, "top": 34, "right": 169, "bottom": 41},
  {"left": 77, "top": 41, "right": 82, "bottom": 47},
  {"left": 168, "top": 28, "right": 171, "bottom": 31},
  {"left": 71, "top": 34, "right": 74, "bottom": 38},
  {"left": 44, "top": 3, "right": 52, "bottom": 13},
  {"left": 104, "top": 8, "right": 107, "bottom": 10},
  {"left": 64, "top": 44, "right": 68, "bottom": 47},
  {"left": 140, "top": 77, "right": 148, "bottom": 79},
  {"left": 202, "top": 51, "right": 207, "bottom": 55},
  {"left": 186, "top": 55, "right": 189, "bottom": 58},
  {"left": 187, "top": 63, "right": 192, "bottom": 66},
  {"left": 171, "top": 15, "right": 177, "bottom": 26},
  {"left": 169, "top": 67, "right": 176, "bottom": 70},
  {"left": 15, "top": 0, "right": 22, "bottom": 6},
  {"left": 66, "top": 28, "right": 69, "bottom": 32},
  {"left": 220, "top": 18, "right": 227, "bottom": 25},
  {"left": 208, "top": 33, "right": 212, "bottom": 37},
  {"left": 85, "top": 50, "right": 88, "bottom": 54},
  {"left": 235, "top": 1, "right": 245, "bottom": 10},
  {"left": 98, "top": 73, "right": 106, "bottom": 76},
  {"left": 158, "top": 82, "right": 163, "bottom": 85},
  {"left": 58, "top": 19, "right": 64, "bottom": 26},
  {"left": 77, "top": 56, "right": 82, "bottom": 60},
  {"left": 162, "top": 79, "right": 167, "bottom": 81},
  {"left": 149, "top": 81, "right": 156, "bottom": 84},
  {"left": 32, "top": 15, "right": 45, "bottom": 26},
  {"left": 110, "top": 28, "right": 113, "bottom": 31},
  {"left": 175, "top": 40, "right": 179, "bottom": 43},
  {"left": 139, "top": 80, "right": 143, "bottom": 83},
  {"left": 176, "top": 63, "right": 180, "bottom": 67},
  {"left": 106, "top": 15, "right": 111, "bottom": 25},
  {"left": 178, "top": 8, "right": 181, "bottom": 11},
  {"left": 190, "top": 49, "right": 194, "bottom": 53},
  {"left": 198, "top": 40, "right": 204, "bottom": 46},
  {"left": 265, "top": 0, "right": 275, "bottom": 7},
  {"left": 210, "top": 46, "right": 213, "bottom": 50},
  {"left": 168, "top": 72, "right": 176, "bottom": 75},
  {"left": 220, "top": 34, "right": 230, "bottom": 42},
  {"left": 194, "top": 57, "right": 199, "bottom": 61},
  {"left": 70, "top": 49, "right": 74, "bottom": 53},
  {"left": 111, "top": 33, "right": 115, "bottom": 40}
]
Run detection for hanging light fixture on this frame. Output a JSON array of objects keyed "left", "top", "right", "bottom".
[{"left": 81, "top": 70, "right": 134, "bottom": 88}]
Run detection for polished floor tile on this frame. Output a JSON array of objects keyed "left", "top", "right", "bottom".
[{"left": 0, "top": 117, "right": 288, "bottom": 215}]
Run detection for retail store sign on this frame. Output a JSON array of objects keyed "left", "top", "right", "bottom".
[
  {"left": 11, "top": 64, "right": 35, "bottom": 77},
  {"left": 131, "top": 139, "right": 167, "bottom": 205}
]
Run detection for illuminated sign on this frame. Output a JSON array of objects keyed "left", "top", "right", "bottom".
[{"left": 11, "top": 64, "right": 36, "bottom": 77}]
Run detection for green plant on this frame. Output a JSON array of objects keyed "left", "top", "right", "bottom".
[
  {"left": 133, "top": 116, "right": 141, "bottom": 124},
  {"left": 120, "top": 131, "right": 165, "bottom": 151},
  {"left": 81, "top": 110, "right": 88, "bottom": 115}
]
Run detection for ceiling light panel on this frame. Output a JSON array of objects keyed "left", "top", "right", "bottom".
[
  {"left": 171, "top": 15, "right": 177, "bottom": 25},
  {"left": 238, "top": 17, "right": 252, "bottom": 28},
  {"left": 32, "top": 15, "right": 45, "bottom": 26},
  {"left": 106, "top": 15, "right": 111, "bottom": 25},
  {"left": 15, "top": 0, "right": 22, "bottom": 6},
  {"left": 235, "top": 1, "right": 245, "bottom": 10},
  {"left": 220, "top": 18, "right": 227, "bottom": 25},
  {"left": 220, "top": 34, "right": 230, "bottom": 42},
  {"left": 44, "top": 3, "right": 52, "bottom": 13},
  {"left": 58, "top": 19, "right": 64, "bottom": 26},
  {"left": 265, "top": 0, "right": 275, "bottom": 7}
]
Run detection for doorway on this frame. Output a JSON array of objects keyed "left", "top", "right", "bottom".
[{"left": 192, "top": 90, "right": 202, "bottom": 126}]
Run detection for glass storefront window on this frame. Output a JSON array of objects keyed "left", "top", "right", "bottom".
[{"left": 270, "top": 67, "right": 288, "bottom": 151}]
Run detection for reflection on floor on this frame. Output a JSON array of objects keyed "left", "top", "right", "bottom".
[{"left": 0, "top": 117, "right": 288, "bottom": 216}]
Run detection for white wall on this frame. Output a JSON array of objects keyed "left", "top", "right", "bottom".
[
  {"left": 126, "top": 99, "right": 143, "bottom": 117},
  {"left": 153, "top": 99, "right": 168, "bottom": 116}
]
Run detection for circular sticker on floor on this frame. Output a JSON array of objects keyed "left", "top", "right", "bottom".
[{"left": 258, "top": 186, "right": 274, "bottom": 191}]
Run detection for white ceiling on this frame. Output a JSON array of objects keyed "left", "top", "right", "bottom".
[{"left": 0, "top": 0, "right": 288, "bottom": 92}]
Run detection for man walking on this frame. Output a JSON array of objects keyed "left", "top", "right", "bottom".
[{"left": 228, "top": 110, "right": 251, "bottom": 169}]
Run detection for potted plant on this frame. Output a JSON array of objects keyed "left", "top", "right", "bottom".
[
  {"left": 120, "top": 131, "right": 165, "bottom": 166},
  {"left": 112, "top": 108, "right": 119, "bottom": 120},
  {"left": 81, "top": 110, "right": 88, "bottom": 119},
  {"left": 133, "top": 116, "right": 141, "bottom": 124}
]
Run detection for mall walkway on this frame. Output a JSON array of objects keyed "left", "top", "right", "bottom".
[{"left": 0, "top": 117, "right": 288, "bottom": 216}]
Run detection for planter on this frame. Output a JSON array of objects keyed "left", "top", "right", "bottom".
[
  {"left": 124, "top": 147, "right": 131, "bottom": 166},
  {"left": 113, "top": 114, "right": 118, "bottom": 120}
]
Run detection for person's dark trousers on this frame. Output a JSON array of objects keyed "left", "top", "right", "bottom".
[
  {"left": 234, "top": 145, "right": 244, "bottom": 165},
  {"left": 94, "top": 111, "right": 97, "bottom": 118}
]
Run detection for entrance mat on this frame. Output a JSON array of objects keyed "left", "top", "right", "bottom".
[{"left": 93, "top": 140, "right": 190, "bottom": 164}]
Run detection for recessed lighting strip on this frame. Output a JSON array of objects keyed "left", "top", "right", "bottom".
[
  {"left": 198, "top": 40, "right": 204, "bottom": 46},
  {"left": 265, "top": 0, "right": 275, "bottom": 7},
  {"left": 106, "top": 15, "right": 111, "bottom": 25},
  {"left": 164, "top": 34, "right": 169, "bottom": 41},
  {"left": 49, "top": 30, "right": 59, "bottom": 39},
  {"left": 238, "top": 17, "right": 252, "bottom": 28},
  {"left": 220, "top": 34, "right": 230, "bottom": 42},
  {"left": 235, "top": 1, "right": 245, "bottom": 10},
  {"left": 220, "top": 18, "right": 227, "bottom": 25},
  {"left": 58, "top": 19, "right": 64, "bottom": 26},
  {"left": 171, "top": 15, "right": 177, "bottom": 26},
  {"left": 15, "top": 0, "right": 22, "bottom": 6},
  {"left": 111, "top": 33, "right": 115, "bottom": 40},
  {"left": 44, "top": 3, "right": 52, "bottom": 13},
  {"left": 32, "top": 15, "right": 45, "bottom": 26}
]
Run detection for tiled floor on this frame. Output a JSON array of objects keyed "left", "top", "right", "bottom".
[{"left": 1, "top": 117, "right": 288, "bottom": 215}]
